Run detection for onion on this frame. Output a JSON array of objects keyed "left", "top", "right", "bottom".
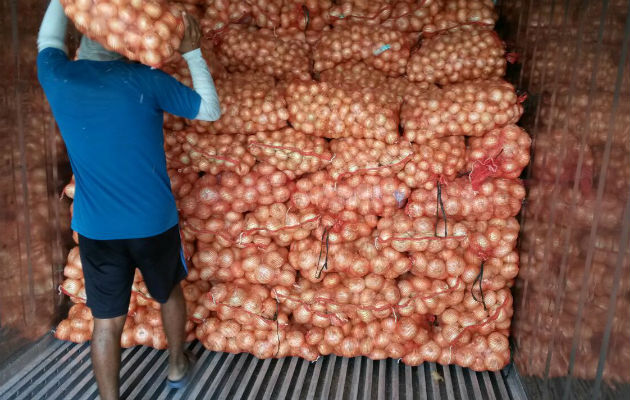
[
  {"left": 408, "top": 26, "right": 505, "bottom": 85},
  {"left": 60, "top": 0, "right": 183, "bottom": 67}
]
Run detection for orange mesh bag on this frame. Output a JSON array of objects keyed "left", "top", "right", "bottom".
[
  {"left": 167, "top": 169, "right": 199, "bottom": 199},
  {"left": 215, "top": 26, "right": 310, "bottom": 80},
  {"left": 191, "top": 242, "right": 296, "bottom": 286},
  {"left": 247, "top": 128, "right": 333, "bottom": 179},
  {"left": 199, "top": 0, "right": 252, "bottom": 34},
  {"left": 327, "top": 138, "right": 413, "bottom": 180},
  {"left": 466, "top": 124, "right": 531, "bottom": 190},
  {"left": 61, "top": 0, "right": 185, "bottom": 67},
  {"left": 396, "top": 137, "right": 466, "bottom": 189},
  {"left": 405, "top": 177, "right": 525, "bottom": 221},
  {"left": 379, "top": 0, "right": 442, "bottom": 32},
  {"left": 312, "top": 23, "right": 412, "bottom": 76},
  {"left": 376, "top": 211, "right": 468, "bottom": 253},
  {"left": 280, "top": 0, "right": 332, "bottom": 31},
  {"left": 167, "top": 129, "right": 256, "bottom": 176},
  {"left": 285, "top": 80, "right": 400, "bottom": 144},
  {"left": 401, "top": 79, "right": 523, "bottom": 144},
  {"left": 196, "top": 316, "right": 319, "bottom": 360},
  {"left": 407, "top": 26, "right": 506, "bottom": 85},
  {"left": 289, "top": 236, "right": 411, "bottom": 282},
  {"left": 187, "top": 72, "right": 289, "bottom": 134},
  {"left": 239, "top": 203, "right": 321, "bottom": 247},
  {"left": 422, "top": 0, "right": 497, "bottom": 35},
  {"left": 179, "top": 166, "right": 294, "bottom": 216},
  {"left": 291, "top": 171, "right": 410, "bottom": 217},
  {"left": 311, "top": 210, "right": 378, "bottom": 244}
]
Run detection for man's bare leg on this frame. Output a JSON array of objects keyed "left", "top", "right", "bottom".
[
  {"left": 161, "top": 284, "right": 188, "bottom": 381},
  {"left": 91, "top": 315, "right": 126, "bottom": 400}
]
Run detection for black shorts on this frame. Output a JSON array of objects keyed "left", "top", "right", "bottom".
[{"left": 78, "top": 224, "right": 188, "bottom": 319}]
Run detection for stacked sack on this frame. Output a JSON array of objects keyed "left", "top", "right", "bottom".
[
  {"left": 55, "top": 0, "right": 530, "bottom": 371},
  {"left": 501, "top": 0, "right": 630, "bottom": 383}
]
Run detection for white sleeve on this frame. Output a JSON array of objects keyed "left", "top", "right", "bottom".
[
  {"left": 37, "top": 0, "right": 68, "bottom": 54},
  {"left": 182, "top": 49, "right": 221, "bottom": 121}
]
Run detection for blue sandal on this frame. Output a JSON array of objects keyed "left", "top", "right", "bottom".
[{"left": 167, "top": 351, "right": 195, "bottom": 389}]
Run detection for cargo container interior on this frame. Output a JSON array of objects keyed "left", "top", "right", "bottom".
[{"left": 0, "top": 0, "right": 629, "bottom": 399}]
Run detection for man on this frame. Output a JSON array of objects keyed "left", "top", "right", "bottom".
[{"left": 37, "top": 1, "right": 221, "bottom": 398}]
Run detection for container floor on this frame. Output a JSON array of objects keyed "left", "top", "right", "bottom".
[{"left": 0, "top": 334, "right": 528, "bottom": 399}]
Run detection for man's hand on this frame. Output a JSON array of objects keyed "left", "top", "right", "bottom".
[{"left": 179, "top": 13, "right": 201, "bottom": 54}]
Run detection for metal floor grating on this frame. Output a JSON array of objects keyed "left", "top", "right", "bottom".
[{"left": 0, "top": 334, "right": 528, "bottom": 399}]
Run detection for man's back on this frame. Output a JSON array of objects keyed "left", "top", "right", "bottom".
[{"left": 38, "top": 48, "right": 201, "bottom": 239}]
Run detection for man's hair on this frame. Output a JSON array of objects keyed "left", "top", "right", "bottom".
[{"left": 77, "top": 36, "right": 123, "bottom": 62}]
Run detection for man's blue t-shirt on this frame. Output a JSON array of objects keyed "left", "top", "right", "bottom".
[{"left": 37, "top": 48, "right": 201, "bottom": 240}]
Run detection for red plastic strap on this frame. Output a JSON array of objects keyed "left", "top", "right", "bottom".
[{"left": 506, "top": 52, "right": 519, "bottom": 64}]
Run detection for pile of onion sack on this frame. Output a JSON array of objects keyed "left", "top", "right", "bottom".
[{"left": 56, "top": 0, "right": 530, "bottom": 372}]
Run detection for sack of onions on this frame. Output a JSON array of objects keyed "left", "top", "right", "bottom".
[
  {"left": 398, "top": 274, "right": 466, "bottom": 315},
  {"left": 191, "top": 241, "right": 296, "bottom": 287},
  {"left": 189, "top": 72, "right": 289, "bottom": 135},
  {"left": 319, "top": 61, "right": 390, "bottom": 90},
  {"left": 191, "top": 282, "right": 287, "bottom": 328},
  {"left": 406, "top": 177, "right": 526, "bottom": 221},
  {"left": 196, "top": 317, "right": 316, "bottom": 360},
  {"left": 407, "top": 26, "right": 506, "bottom": 85},
  {"left": 466, "top": 124, "right": 531, "bottom": 190},
  {"left": 215, "top": 26, "right": 310, "bottom": 80},
  {"left": 379, "top": 0, "right": 442, "bottom": 32},
  {"left": 200, "top": 0, "right": 252, "bottom": 34},
  {"left": 173, "top": 130, "right": 256, "bottom": 176},
  {"left": 163, "top": 112, "right": 186, "bottom": 131},
  {"left": 304, "top": 313, "right": 434, "bottom": 361},
  {"left": 280, "top": 0, "right": 332, "bottom": 31},
  {"left": 247, "top": 128, "right": 333, "bottom": 179},
  {"left": 240, "top": 203, "right": 320, "bottom": 248},
  {"left": 396, "top": 137, "right": 466, "bottom": 189},
  {"left": 327, "top": 1, "right": 393, "bottom": 25},
  {"left": 435, "top": 288, "right": 513, "bottom": 345},
  {"left": 55, "top": 303, "right": 93, "bottom": 343},
  {"left": 291, "top": 171, "right": 409, "bottom": 217},
  {"left": 451, "top": 331, "right": 510, "bottom": 371},
  {"left": 285, "top": 80, "right": 400, "bottom": 143},
  {"left": 401, "top": 79, "right": 523, "bottom": 144},
  {"left": 311, "top": 210, "right": 378, "bottom": 244},
  {"left": 409, "top": 248, "right": 467, "bottom": 280},
  {"left": 179, "top": 166, "right": 294, "bottom": 217},
  {"left": 422, "top": 0, "right": 497, "bottom": 35},
  {"left": 460, "top": 249, "right": 519, "bottom": 290},
  {"left": 60, "top": 0, "right": 186, "bottom": 67},
  {"left": 180, "top": 212, "right": 245, "bottom": 246},
  {"left": 168, "top": 168, "right": 199, "bottom": 199},
  {"left": 376, "top": 211, "right": 468, "bottom": 253},
  {"left": 313, "top": 23, "right": 412, "bottom": 76},
  {"left": 277, "top": 273, "right": 400, "bottom": 325},
  {"left": 289, "top": 236, "right": 411, "bottom": 282},
  {"left": 462, "top": 217, "right": 519, "bottom": 260},
  {"left": 327, "top": 138, "right": 413, "bottom": 180}
]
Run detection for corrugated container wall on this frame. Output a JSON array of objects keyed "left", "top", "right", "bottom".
[
  {"left": 498, "top": 0, "right": 630, "bottom": 398},
  {"left": 0, "top": 0, "right": 74, "bottom": 364},
  {"left": 0, "top": 1, "right": 628, "bottom": 399}
]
